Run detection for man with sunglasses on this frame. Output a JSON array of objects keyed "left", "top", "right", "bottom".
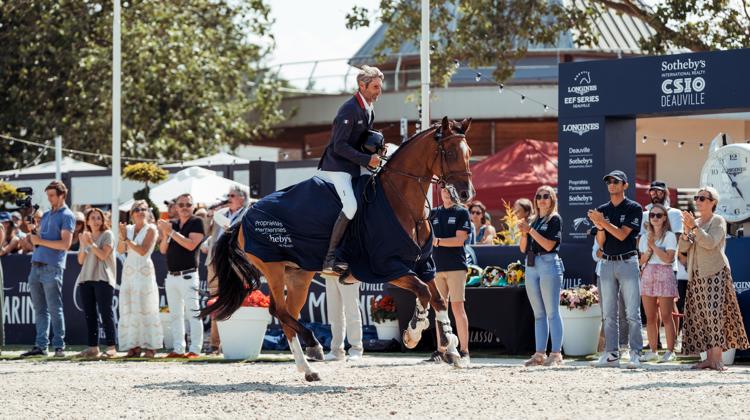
[
  {"left": 158, "top": 193, "right": 205, "bottom": 358},
  {"left": 588, "top": 170, "right": 644, "bottom": 369}
]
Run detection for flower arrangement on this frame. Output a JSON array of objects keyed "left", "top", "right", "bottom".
[
  {"left": 370, "top": 296, "right": 397, "bottom": 323},
  {"left": 494, "top": 199, "right": 522, "bottom": 245},
  {"left": 207, "top": 290, "right": 271, "bottom": 310},
  {"left": 159, "top": 306, "right": 170, "bottom": 313},
  {"left": 506, "top": 260, "right": 525, "bottom": 285},
  {"left": 560, "top": 284, "right": 600, "bottom": 310}
]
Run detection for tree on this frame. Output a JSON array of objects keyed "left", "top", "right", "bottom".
[
  {"left": 122, "top": 162, "right": 168, "bottom": 220},
  {"left": 346, "top": 1, "right": 748, "bottom": 86},
  {"left": 0, "top": 0, "right": 286, "bottom": 169}
]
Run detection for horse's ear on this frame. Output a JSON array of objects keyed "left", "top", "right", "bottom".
[
  {"left": 461, "top": 118, "right": 472, "bottom": 133},
  {"left": 441, "top": 116, "right": 450, "bottom": 134}
]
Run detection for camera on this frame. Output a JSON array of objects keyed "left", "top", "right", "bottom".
[{"left": 15, "top": 187, "right": 37, "bottom": 210}]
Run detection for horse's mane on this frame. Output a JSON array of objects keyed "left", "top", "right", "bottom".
[{"left": 384, "top": 120, "right": 466, "bottom": 165}]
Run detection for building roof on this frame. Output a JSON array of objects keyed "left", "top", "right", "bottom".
[{"left": 0, "top": 156, "right": 106, "bottom": 176}]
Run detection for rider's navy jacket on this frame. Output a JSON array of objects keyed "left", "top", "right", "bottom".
[{"left": 318, "top": 94, "right": 374, "bottom": 178}]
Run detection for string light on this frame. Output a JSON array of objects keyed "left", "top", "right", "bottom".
[
  {"left": 498, "top": 84, "right": 504, "bottom": 94},
  {"left": 520, "top": 95, "right": 526, "bottom": 103},
  {"left": 474, "top": 72, "right": 482, "bottom": 82},
  {"left": 662, "top": 139, "right": 668, "bottom": 146},
  {"left": 453, "top": 59, "right": 460, "bottom": 69},
  {"left": 642, "top": 135, "right": 647, "bottom": 144},
  {"left": 543, "top": 104, "right": 549, "bottom": 112},
  {"left": 464, "top": 64, "right": 557, "bottom": 112},
  {"left": 678, "top": 141, "right": 685, "bottom": 148},
  {"left": 699, "top": 143, "right": 705, "bottom": 150}
]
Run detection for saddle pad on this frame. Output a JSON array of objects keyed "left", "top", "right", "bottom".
[{"left": 242, "top": 175, "right": 435, "bottom": 283}]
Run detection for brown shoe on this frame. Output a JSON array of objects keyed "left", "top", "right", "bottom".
[
  {"left": 102, "top": 347, "right": 118, "bottom": 358},
  {"left": 142, "top": 349, "right": 156, "bottom": 358},
  {"left": 185, "top": 352, "right": 200, "bottom": 359},
  {"left": 125, "top": 347, "right": 142, "bottom": 358},
  {"left": 165, "top": 352, "right": 185, "bottom": 358}
]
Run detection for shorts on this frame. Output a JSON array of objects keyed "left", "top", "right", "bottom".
[
  {"left": 434, "top": 270, "right": 467, "bottom": 303},
  {"left": 641, "top": 264, "right": 678, "bottom": 297}
]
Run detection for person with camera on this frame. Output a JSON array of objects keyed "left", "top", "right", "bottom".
[
  {"left": 587, "top": 170, "right": 643, "bottom": 369},
  {"left": 158, "top": 193, "right": 205, "bottom": 358},
  {"left": 20, "top": 181, "right": 76, "bottom": 358},
  {"left": 519, "top": 185, "right": 565, "bottom": 367}
]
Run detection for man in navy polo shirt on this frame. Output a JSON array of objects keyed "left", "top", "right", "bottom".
[
  {"left": 428, "top": 186, "right": 471, "bottom": 366},
  {"left": 588, "top": 170, "right": 643, "bottom": 369},
  {"left": 20, "top": 181, "right": 76, "bottom": 358}
]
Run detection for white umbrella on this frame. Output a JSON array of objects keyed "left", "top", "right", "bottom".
[{"left": 119, "top": 166, "right": 249, "bottom": 212}]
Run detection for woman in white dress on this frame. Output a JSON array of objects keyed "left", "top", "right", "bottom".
[{"left": 117, "top": 200, "right": 163, "bottom": 358}]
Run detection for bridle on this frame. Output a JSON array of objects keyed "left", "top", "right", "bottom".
[{"left": 375, "top": 126, "right": 472, "bottom": 244}]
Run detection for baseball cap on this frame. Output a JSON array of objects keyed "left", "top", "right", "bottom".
[
  {"left": 0, "top": 212, "right": 10, "bottom": 223},
  {"left": 602, "top": 170, "right": 628, "bottom": 184},
  {"left": 648, "top": 180, "right": 667, "bottom": 191}
]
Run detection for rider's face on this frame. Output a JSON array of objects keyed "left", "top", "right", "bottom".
[{"left": 359, "top": 78, "right": 382, "bottom": 104}]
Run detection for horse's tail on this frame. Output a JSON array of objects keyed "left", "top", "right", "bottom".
[{"left": 199, "top": 223, "right": 261, "bottom": 321}]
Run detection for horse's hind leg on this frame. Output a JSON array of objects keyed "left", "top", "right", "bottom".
[
  {"left": 284, "top": 269, "right": 324, "bottom": 361},
  {"left": 390, "top": 276, "right": 431, "bottom": 349},
  {"left": 257, "top": 259, "right": 320, "bottom": 382},
  {"left": 428, "top": 281, "right": 461, "bottom": 367}
]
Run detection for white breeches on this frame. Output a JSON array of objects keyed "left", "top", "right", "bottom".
[{"left": 317, "top": 170, "right": 357, "bottom": 219}]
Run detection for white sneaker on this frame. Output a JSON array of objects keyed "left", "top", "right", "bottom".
[
  {"left": 660, "top": 351, "right": 676, "bottom": 363},
  {"left": 638, "top": 351, "right": 659, "bottom": 363},
  {"left": 627, "top": 351, "right": 641, "bottom": 369},
  {"left": 323, "top": 351, "right": 345, "bottom": 362},
  {"left": 592, "top": 352, "right": 620, "bottom": 367},
  {"left": 347, "top": 350, "right": 363, "bottom": 361}
]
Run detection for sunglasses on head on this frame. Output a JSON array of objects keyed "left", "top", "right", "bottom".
[
  {"left": 649, "top": 213, "right": 665, "bottom": 219},
  {"left": 693, "top": 195, "right": 713, "bottom": 202},
  {"left": 177, "top": 203, "right": 193, "bottom": 208},
  {"left": 535, "top": 193, "right": 551, "bottom": 200},
  {"left": 133, "top": 207, "right": 149, "bottom": 213},
  {"left": 604, "top": 178, "right": 622, "bottom": 185}
]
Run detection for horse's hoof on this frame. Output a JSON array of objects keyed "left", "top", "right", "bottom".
[
  {"left": 446, "top": 352, "right": 462, "bottom": 368},
  {"left": 305, "top": 371, "right": 321, "bottom": 382},
  {"left": 305, "top": 345, "right": 325, "bottom": 361},
  {"left": 402, "top": 330, "right": 419, "bottom": 349}
]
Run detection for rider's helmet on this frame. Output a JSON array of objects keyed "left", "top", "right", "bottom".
[{"left": 359, "top": 129, "right": 385, "bottom": 154}]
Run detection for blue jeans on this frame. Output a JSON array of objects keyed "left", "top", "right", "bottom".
[
  {"left": 28, "top": 264, "right": 66, "bottom": 349},
  {"left": 600, "top": 258, "right": 642, "bottom": 353},
  {"left": 524, "top": 253, "right": 564, "bottom": 353}
]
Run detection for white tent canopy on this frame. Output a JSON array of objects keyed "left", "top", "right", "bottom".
[
  {"left": 119, "top": 166, "right": 248, "bottom": 212},
  {"left": 162, "top": 152, "right": 249, "bottom": 168},
  {"left": 0, "top": 157, "right": 106, "bottom": 176}
]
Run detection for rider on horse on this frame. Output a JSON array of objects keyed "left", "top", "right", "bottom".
[{"left": 317, "top": 65, "right": 384, "bottom": 275}]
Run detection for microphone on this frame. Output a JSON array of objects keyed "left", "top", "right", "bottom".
[{"left": 209, "top": 199, "right": 229, "bottom": 210}]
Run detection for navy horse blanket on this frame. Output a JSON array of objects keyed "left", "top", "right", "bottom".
[{"left": 242, "top": 175, "right": 435, "bottom": 284}]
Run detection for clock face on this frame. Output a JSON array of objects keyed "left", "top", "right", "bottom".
[{"left": 700, "top": 144, "right": 750, "bottom": 223}]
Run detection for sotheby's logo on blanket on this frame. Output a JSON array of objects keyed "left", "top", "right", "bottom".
[{"left": 254, "top": 219, "right": 293, "bottom": 247}]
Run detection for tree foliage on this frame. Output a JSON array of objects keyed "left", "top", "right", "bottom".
[
  {"left": 346, "top": 1, "right": 750, "bottom": 86},
  {"left": 0, "top": 0, "right": 286, "bottom": 169}
]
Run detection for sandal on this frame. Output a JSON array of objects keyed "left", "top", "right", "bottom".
[
  {"left": 142, "top": 349, "right": 156, "bottom": 358},
  {"left": 524, "top": 352, "right": 547, "bottom": 367},
  {"left": 125, "top": 347, "right": 142, "bottom": 358},
  {"left": 76, "top": 347, "right": 101, "bottom": 359},
  {"left": 543, "top": 352, "right": 564, "bottom": 367},
  {"left": 102, "top": 347, "right": 118, "bottom": 358}
]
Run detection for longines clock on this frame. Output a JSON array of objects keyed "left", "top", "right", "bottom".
[{"left": 699, "top": 133, "right": 750, "bottom": 223}]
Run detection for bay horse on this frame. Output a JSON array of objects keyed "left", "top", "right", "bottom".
[{"left": 202, "top": 117, "right": 474, "bottom": 381}]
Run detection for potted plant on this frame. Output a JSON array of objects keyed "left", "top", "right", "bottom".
[
  {"left": 212, "top": 290, "right": 271, "bottom": 360},
  {"left": 559, "top": 284, "right": 601, "bottom": 356},
  {"left": 371, "top": 296, "right": 400, "bottom": 341},
  {"left": 159, "top": 306, "right": 172, "bottom": 350}
]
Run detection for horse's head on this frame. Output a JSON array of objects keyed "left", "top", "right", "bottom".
[{"left": 432, "top": 116, "right": 475, "bottom": 204}]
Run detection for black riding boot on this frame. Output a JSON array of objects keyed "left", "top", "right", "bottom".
[{"left": 322, "top": 212, "right": 350, "bottom": 274}]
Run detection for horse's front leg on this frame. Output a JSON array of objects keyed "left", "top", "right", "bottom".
[
  {"left": 389, "top": 276, "right": 431, "bottom": 349},
  {"left": 285, "top": 269, "right": 324, "bottom": 361},
  {"left": 428, "top": 281, "right": 461, "bottom": 367}
]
